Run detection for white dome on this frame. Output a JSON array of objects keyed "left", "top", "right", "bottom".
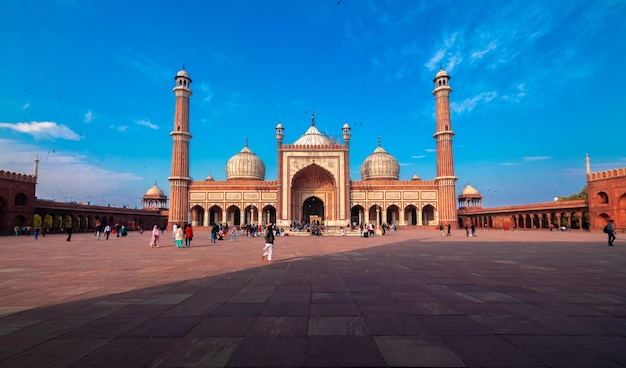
[
  {"left": 145, "top": 182, "right": 165, "bottom": 197},
  {"left": 293, "top": 113, "right": 332, "bottom": 146},
  {"left": 360, "top": 139, "right": 400, "bottom": 180},
  {"left": 461, "top": 183, "right": 481, "bottom": 196},
  {"left": 226, "top": 141, "right": 266, "bottom": 180}
]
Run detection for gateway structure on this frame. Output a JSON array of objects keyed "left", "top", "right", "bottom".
[{"left": 167, "top": 68, "right": 457, "bottom": 230}]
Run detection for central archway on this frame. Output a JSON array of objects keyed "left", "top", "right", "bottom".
[
  {"left": 290, "top": 163, "right": 336, "bottom": 224},
  {"left": 303, "top": 196, "right": 324, "bottom": 224}
]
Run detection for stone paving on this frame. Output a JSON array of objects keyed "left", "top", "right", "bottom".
[{"left": 0, "top": 228, "right": 624, "bottom": 367}]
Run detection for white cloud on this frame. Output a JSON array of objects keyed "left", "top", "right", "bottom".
[
  {"left": 524, "top": 156, "right": 552, "bottom": 161},
  {"left": 425, "top": 33, "right": 459, "bottom": 71},
  {"left": 137, "top": 120, "right": 159, "bottom": 129},
  {"left": 425, "top": 49, "right": 446, "bottom": 71},
  {"left": 22, "top": 102, "right": 30, "bottom": 109},
  {"left": 0, "top": 138, "right": 145, "bottom": 207},
  {"left": 412, "top": 155, "right": 426, "bottom": 159},
  {"left": 471, "top": 41, "right": 497, "bottom": 60},
  {"left": 84, "top": 109, "right": 93, "bottom": 123},
  {"left": 450, "top": 92, "right": 497, "bottom": 114},
  {"left": 199, "top": 82, "right": 214, "bottom": 104},
  {"left": 0, "top": 121, "right": 81, "bottom": 140}
]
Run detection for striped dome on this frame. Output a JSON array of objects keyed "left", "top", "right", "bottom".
[{"left": 226, "top": 141, "right": 265, "bottom": 180}]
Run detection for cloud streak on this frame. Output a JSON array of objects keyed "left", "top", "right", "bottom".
[
  {"left": 137, "top": 120, "right": 159, "bottom": 129},
  {"left": 524, "top": 156, "right": 552, "bottom": 161},
  {"left": 0, "top": 121, "right": 81, "bottom": 140}
]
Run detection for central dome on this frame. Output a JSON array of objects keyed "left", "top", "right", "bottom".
[
  {"left": 293, "top": 113, "right": 332, "bottom": 146},
  {"left": 360, "top": 138, "right": 400, "bottom": 180},
  {"left": 226, "top": 140, "right": 266, "bottom": 180}
]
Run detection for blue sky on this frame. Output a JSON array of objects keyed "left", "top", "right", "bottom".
[{"left": 1, "top": 0, "right": 625, "bottom": 209}]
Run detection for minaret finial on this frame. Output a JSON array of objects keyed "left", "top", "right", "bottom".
[
  {"left": 311, "top": 111, "right": 315, "bottom": 126},
  {"left": 377, "top": 136, "right": 381, "bottom": 146},
  {"left": 245, "top": 136, "right": 248, "bottom": 147}
]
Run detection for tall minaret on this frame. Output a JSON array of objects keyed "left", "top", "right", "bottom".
[
  {"left": 34, "top": 154, "right": 39, "bottom": 182},
  {"left": 432, "top": 68, "right": 458, "bottom": 226},
  {"left": 168, "top": 67, "right": 192, "bottom": 229},
  {"left": 585, "top": 153, "right": 591, "bottom": 175}
]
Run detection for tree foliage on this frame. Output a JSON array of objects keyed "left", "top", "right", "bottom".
[{"left": 556, "top": 185, "right": 588, "bottom": 201}]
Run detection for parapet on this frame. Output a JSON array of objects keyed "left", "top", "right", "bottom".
[
  {"left": 0, "top": 170, "right": 37, "bottom": 183},
  {"left": 587, "top": 167, "right": 626, "bottom": 181}
]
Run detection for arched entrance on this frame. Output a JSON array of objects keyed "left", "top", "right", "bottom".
[
  {"left": 290, "top": 164, "right": 336, "bottom": 224},
  {"left": 405, "top": 205, "right": 418, "bottom": 225},
  {"left": 303, "top": 197, "right": 324, "bottom": 224},
  {"left": 350, "top": 205, "right": 365, "bottom": 226},
  {"left": 422, "top": 205, "right": 435, "bottom": 226}
]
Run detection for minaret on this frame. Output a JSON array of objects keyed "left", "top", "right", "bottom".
[
  {"left": 585, "top": 153, "right": 591, "bottom": 175},
  {"left": 34, "top": 155, "right": 39, "bottom": 182},
  {"left": 342, "top": 121, "right": 351, "bottom": 222},
  {"left": 168, "top": 67, "right": 192, "bottom": 229},
  {"left": 432, "top": 68, "right": 458, "bottom": 226},
  {"left": 275, "top": 122, "right": 285, "bottom": 226}
]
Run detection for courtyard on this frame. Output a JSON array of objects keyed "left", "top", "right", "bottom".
[{"left": 0, "top": 228, "right": 624, "bottom": 367}]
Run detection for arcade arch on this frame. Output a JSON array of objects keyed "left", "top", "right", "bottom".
[
  {"left": 422, "top": 204, "right": 436, "bottom": 226},
  {"left": 261, "top": 205, "right": 277, "bottom": 225}
]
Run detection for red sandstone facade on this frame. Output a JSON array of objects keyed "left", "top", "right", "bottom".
[
  {"left": 0, "top": 170, "right": 36, "bottom": 234},
  {"left": 167, "top": 68, "right": 459, "bottom": 230},
  {"left": 587, "top": 167, "right": 626, "bottom": 230}
]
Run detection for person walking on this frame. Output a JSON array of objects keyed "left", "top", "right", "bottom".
[
  {"left": 230, "top": 227, "right": 236, "bottom": 241},
  {"left": 439, "top": 223, "right": 445, "bottom": 237},
  {"left": 104, "top": 225, "right": 111, "bottom": 240},
  {"left": 606, "top": 219, "right": 617, "bottom": 246},
  {"left": 471, "top": 224, "right": 476, "bottom": 237},
  {"left": 66, "top": 225, "right": 73, "bottom": 242},
  {"left": 184, "top": 224, "right": 193, "bottom": 247},
  {"left": 33, "top": 227, "right": 39, "bottom": 240},
  {"left": 261, "top": 223, "right": 275, "bottom": 263},
  {"left": 210, "top": 223, "right": 219, "bottom": 243},
  {"left": 150, "top": 225, "right": 160, "bottom": 248},
  {"left": 174, "top": 224, "right": 184, "bottom": 248},
  {"left": 447, "top": 223, "right": 451, "bottom": 236},
  {"left": 95, "top": 223, "right": 102, "bottom": 240}
]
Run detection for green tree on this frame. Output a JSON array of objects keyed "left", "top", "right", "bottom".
[{"left": 556, "top": 185, "right": 588, "bottom": 201}]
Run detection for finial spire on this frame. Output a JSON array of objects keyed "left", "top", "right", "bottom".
[
  {"left": 311, "top": 111, "right": 315, "bottom": 126},
  {"left": 245, "top": 136, "right": 248, "bottom": 147},
  {"left": 377, "top": 136, "right": 381, "bottom": 146}
]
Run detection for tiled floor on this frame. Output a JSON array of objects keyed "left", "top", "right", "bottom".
[{"left": 0, "top": 228, "right": 624, "bottom": 367}]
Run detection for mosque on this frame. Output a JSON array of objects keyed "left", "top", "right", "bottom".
[
  {"left": 165, "top": 68, "right": 459, "bottom": 230},
  {"left": 2, "top": 68, "right": 622, "bottom": 235}
]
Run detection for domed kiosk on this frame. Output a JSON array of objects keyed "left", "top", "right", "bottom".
[
  {"left": 458, "top": 182, "right": 483, "bottom": 209},
  {"left": 142, "top": 182, "right": 168, "bottom": 211}
]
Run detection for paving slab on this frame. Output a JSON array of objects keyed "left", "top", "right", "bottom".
[{"left": 0, "top": 229, "right": 624, "bottom": 367}]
